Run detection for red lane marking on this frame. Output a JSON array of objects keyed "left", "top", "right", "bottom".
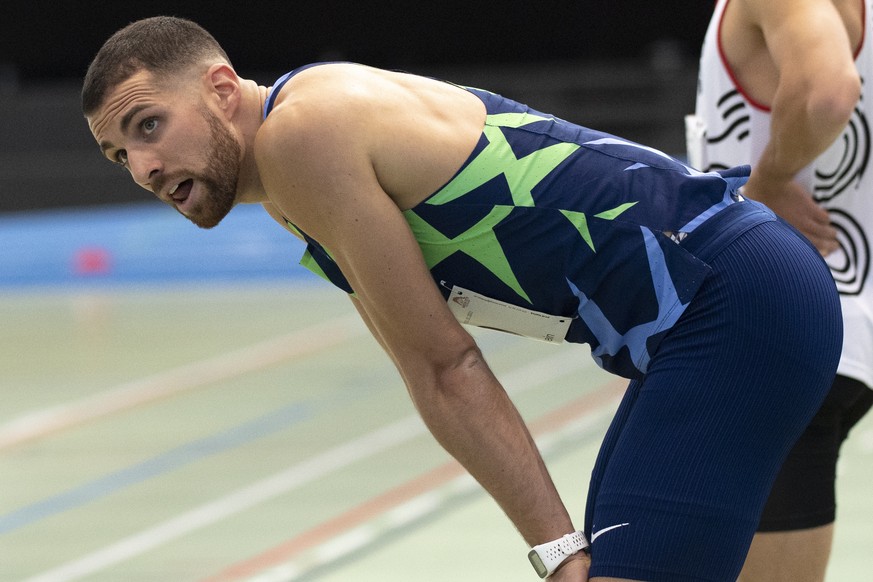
[
  {"left": 200, "top": 461, "right": 466, "bottom": 582},
  {"left": 201, "top": 379, "right": 625, "bottom": 582}
]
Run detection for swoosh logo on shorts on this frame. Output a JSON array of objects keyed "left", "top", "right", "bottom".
[{"left": 591, "top": 522, "right": 630, "bottom": 543}]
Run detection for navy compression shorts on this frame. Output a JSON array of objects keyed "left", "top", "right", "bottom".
[{"left": 583, "top": 201, "right": 843, "bottom": 581}]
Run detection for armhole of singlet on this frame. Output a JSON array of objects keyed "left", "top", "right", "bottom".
[
  {"left": 717, "top": 0, "right": 866, "bottom": 113},
  {"left": 716, "top": 0, "right": 771, "bottom": 112},
  {"left": 263, "top": 62, "right": 348, "bottom": 119}
]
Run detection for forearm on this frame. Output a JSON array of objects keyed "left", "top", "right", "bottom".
[
  {"left": 745, "top": 0, "right": 860, "bottom": 194},
  {"left": 403, "top": 346, "right": 575, "bottom": 546}
]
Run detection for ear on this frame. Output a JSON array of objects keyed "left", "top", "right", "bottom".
[{"left": 204, "top": 63, "right": 241, "bottom": 118}]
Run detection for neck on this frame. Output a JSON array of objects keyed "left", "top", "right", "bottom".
[{"left": 233, "top": 79, "right": 270, "bottom": 204}]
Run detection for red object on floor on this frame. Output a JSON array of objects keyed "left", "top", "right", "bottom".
[{"left": 73, "top": 247, "right": 112, "bottom": 276}]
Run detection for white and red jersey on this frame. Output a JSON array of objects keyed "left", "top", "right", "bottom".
[{"left": 688, "top": 0, "right": 873, "bottom": 388}]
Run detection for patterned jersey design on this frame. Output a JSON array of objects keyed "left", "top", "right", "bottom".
[
  {"left": 693, "top": 0, "right": 872, "bottom": 299},
  {"left": 692, "top": 0, "right": 873, "bottom": 387},
  {"left": 267, "top": 67, "right": 748, "bottom": 378}
]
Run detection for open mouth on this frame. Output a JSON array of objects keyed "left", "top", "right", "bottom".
[{"left": 169, "top": 179, "right": 194, "bottom": 205}]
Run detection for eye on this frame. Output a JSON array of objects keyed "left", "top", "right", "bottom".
[
  {"left": 141, "top": 117, "right": 159, "bottom": 135},
  {"left": 114, "top": 150, "right": 129, "bottom": 166}
]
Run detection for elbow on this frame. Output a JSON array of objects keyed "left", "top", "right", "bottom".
[
  {"left": 428, "top": 339, "right": 488, "bottom": 399},
  {"left": 806, "top": 69, "right": 861, "bottom": 129},
  {"left": 402, "top": 337, "right": 491, "bottom": 413},
  {"left": 436, "top": 341, "right": 488, "bottom": 392}
]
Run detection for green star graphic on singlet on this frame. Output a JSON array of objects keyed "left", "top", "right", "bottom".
[
  {"left": 427, "top": 113, "right": 581, "bottom": 207},
  {"left": 403, "top": 112, "right": 639, "bottom": 304},
  {"left": 404, "top": 205, "right": 529, "bottom": 301},
  {"left": 561, "top": 203, "right": 638, "bottom": 252}
]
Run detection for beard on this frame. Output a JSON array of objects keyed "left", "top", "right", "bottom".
[{"left": 182, "top": 108, "right": 242, "bottom": 229}]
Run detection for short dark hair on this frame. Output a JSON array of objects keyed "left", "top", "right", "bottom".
[{"left": 82, "top": 16, "right": 231, "bottom": 115}]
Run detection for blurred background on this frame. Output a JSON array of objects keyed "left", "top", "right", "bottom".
[
  {"left": 0, "top": 0, "right": 711, "bottom": 214},
  {"left": 0, "top": 0, "right": 714, "bottom": 287}
]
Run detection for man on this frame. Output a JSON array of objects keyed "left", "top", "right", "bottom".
[
  {"left": 83, "top": 17, "right": 842, "bottom": 581},
  {"left": 688, "top": 0, "right": 873, "bottom": 580}
]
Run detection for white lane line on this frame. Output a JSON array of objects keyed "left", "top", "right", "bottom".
[
  {"left": 245, "top": 390, "right": 619, "bottom": 582},
  {"left": 0, "top": 314, "right": 367, "bottom": 450},
  {"left": 22, "top": 351, "right": 598, "bottom": 582},
  {"left": 21, "top": 416, "right": 426, "bottom": 582}
]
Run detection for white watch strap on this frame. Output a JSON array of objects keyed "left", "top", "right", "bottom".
[{"left": 527, "top": 531, "right": 589, "bottom": 578}]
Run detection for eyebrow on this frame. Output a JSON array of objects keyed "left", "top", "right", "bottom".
[
  {"left": 120, "top": 104, "right": 150, "bottom": 134},
  {"left": 98, "top": 103, "right": 151, "bottom": 156}
]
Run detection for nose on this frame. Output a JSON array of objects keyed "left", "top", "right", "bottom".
[{"left": 127, "top": 149, "right": 162, "bottom": 191}]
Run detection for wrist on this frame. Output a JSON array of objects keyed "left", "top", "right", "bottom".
[
  {"left": 528, "top": 531, "right": 590, "bottom": 579},
  {"left": 548, "top": 551, "right": 588, "bottom": 578},
  {"left": 746, "top": 161, "right": 797, "bottom": 195},
  {"left": 742, "top": 173, "right": 788, "bottom": 203}
]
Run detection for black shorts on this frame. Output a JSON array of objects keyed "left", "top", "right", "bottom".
[{"left": 757, "top": 375, "right": 873, "bottom": 531}]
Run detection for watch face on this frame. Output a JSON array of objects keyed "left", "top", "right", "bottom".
[{"left": 528, "top": 550, "right": 548, "bottom": 578}]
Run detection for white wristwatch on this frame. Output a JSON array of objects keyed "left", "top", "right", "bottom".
[{"left": 527, "top": 531, "right": 590, "bottom": 578}]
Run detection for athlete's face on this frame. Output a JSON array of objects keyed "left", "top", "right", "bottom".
[{"left": 88, "top": 69, "right": 241, "bottom": 229}]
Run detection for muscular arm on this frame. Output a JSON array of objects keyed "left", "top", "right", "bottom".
[
  {"left": 727, "top": 0, "right": 860, "bottom": 253},
  {"left": 256, "top": 66, "right": 581, "bottom": 562}
]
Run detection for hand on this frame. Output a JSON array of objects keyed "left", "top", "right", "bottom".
[
  {"left": 548, "top": 552, "right": 591, "bottom": 581},
  {"left": 742, "top": 178, "right": 838, "bottom": 256}
]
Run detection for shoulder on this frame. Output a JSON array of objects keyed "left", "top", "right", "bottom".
[
  {"left": 254, "top": 66, "right": 376, "bottom": 178},
  {"left": 255, "top": 64, "right": 395, "bottom": 161},
  {"left": 253, "top": 62, "right": 485, "bottom": 214},
  {"left": 263, "top": 64, "right": 398, "bottom": 125}
]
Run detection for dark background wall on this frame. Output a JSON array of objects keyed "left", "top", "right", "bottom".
[{"left": 0, "top": 0, "right": 714, "bottom": 213}]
